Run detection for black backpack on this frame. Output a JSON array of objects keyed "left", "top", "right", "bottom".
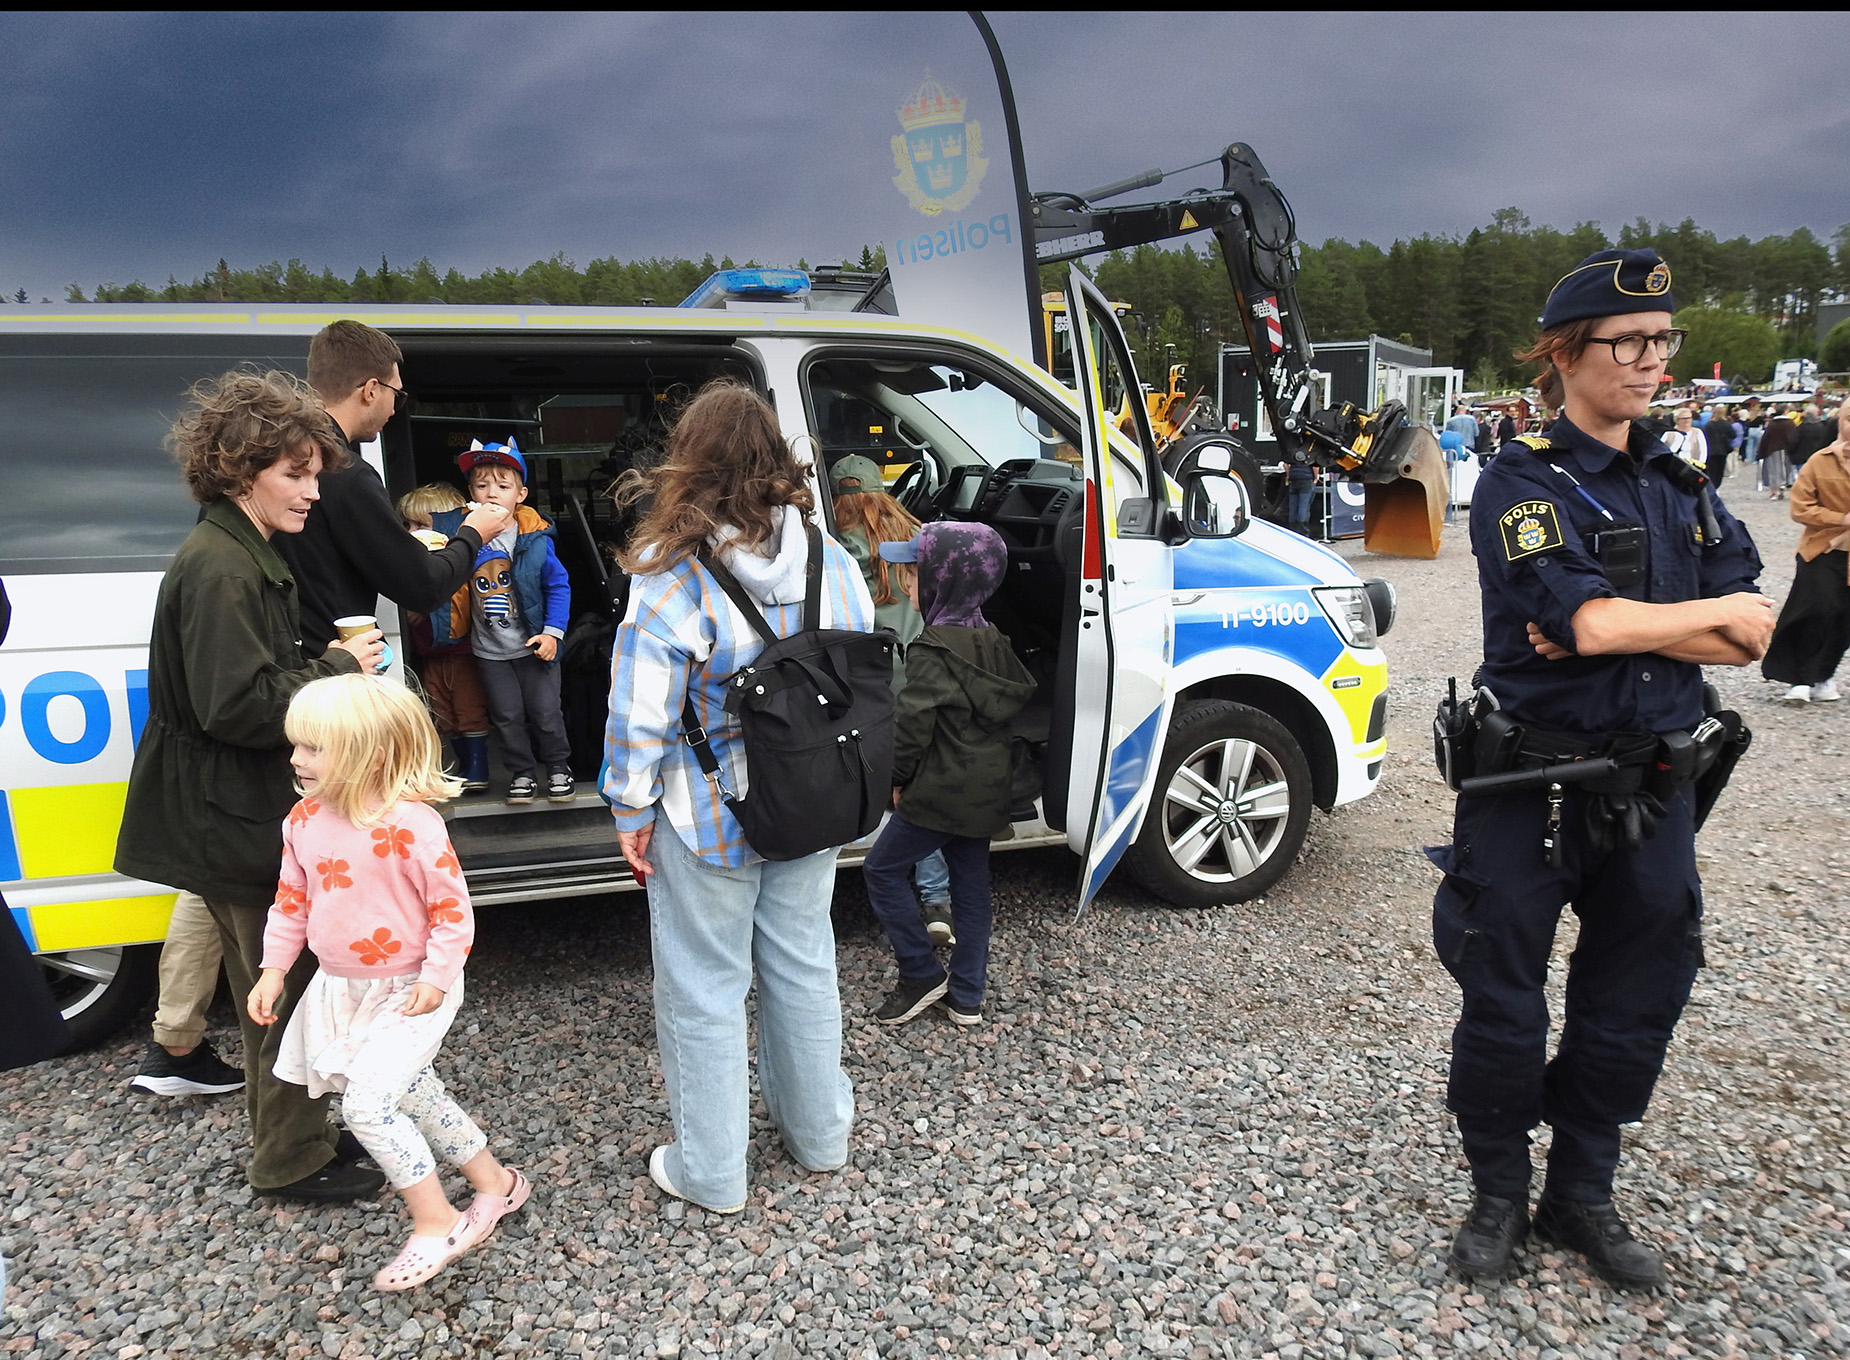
[{"left": 682, "top": 523, "right": 897, "bottom": 860}]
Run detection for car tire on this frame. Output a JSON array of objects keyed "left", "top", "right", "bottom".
[
  {"left": 40, "top": 942, "right": 159, "bottom": 1052},
  {"left": 1124, "top": 700, "right": 1313, "bottom": 907}
]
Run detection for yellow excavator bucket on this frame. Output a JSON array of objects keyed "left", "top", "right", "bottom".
[{"left": 1361, "top": 426, "right": 1448, "bottom": 559}]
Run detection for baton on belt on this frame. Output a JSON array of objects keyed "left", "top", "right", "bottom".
[{"left": 1457, "top": 757, "right": 1618, "bottom": 797}]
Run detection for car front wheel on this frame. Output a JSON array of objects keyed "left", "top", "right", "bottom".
[
  {"left": 1124, "top": 700, "right": 1313, "bottom": 907},
  {"left": 40, "top": 942, "right": 158, "bottom": 1052}
]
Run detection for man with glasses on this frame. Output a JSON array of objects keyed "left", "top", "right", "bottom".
[
  {"left": 276, "top": 320, "right": 512, "bottom": 654},
  {"left": 1433, "top": 250, "right": 1771, "bottom": 1288}
]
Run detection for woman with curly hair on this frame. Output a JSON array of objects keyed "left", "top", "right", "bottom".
[
  {"left": 603, "top": 380, "right": 875, "bottom": 1214},
  {"left": 115, "top": 369, "right": 387, "bottom": 1202}
]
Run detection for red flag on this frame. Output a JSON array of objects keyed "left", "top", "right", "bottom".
[{"left": 1713, "top": 361, "right": 1722, "bottom": 380}]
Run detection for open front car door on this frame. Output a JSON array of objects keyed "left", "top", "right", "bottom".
[{"left": 1063, "top": 266, "right": 1176, "bottom": 915}]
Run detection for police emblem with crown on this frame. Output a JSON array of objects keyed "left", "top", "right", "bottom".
[{"left": 891, "top": 71, "right": 987, "bottom": 217}]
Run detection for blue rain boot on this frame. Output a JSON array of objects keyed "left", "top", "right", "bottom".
[{"left": 455, "top": 732, "right": 491, "bottom": 794}]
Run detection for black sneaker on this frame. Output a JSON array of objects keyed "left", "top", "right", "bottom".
[
  {"left": 506, "top": 775, "right": 537, "bottom": 805},
  {"left": 334, "top": 1129, "right": 377, "bottom": 1168},
  {"left": 546, "top": 770, "right": 576, "bottom": 803},
  {"left": 941, "top": 998, "right": 982, "bottom": 1027},
  {"left": 1533, "top": 1193, "right": 1666, "bottom": 1289},
  {"left": 260, "top": 1158, "right": 388, "bottom": 1204},
  {"left": 922, "top": 900, "right": 955, "bottom": 948},
  {"left": 1449, "top": 1193, "right": 1529, "bottom": 1278},
  {"left": 129, "top": 1040, "right": 246, "bottom": 1096},
  {"left": 874, "top": 972, "right": 948, "bottom": 1026}
]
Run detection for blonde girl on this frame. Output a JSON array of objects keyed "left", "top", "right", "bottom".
[{"left": 248, "top": 673, "right": 530, "bottom": 1291}]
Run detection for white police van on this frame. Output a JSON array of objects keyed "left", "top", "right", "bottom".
[{"left": 0, "top": 268, "right": 1391, "bottom": 1046}]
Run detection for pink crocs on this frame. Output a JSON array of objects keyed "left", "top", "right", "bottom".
[{"left": 456, "top": 1165, "right": 532, "bottom": 1251}]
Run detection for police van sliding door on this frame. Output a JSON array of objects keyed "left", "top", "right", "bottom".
[{"left": 1064, "top": 266, "right": 1174, "bottom": 914}]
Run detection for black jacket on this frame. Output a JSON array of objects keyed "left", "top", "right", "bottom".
[
  {"left": 273, "top": 444, "right": 483, "bottom": 654},
  {"left": 1791, "top": 417, "right": 1833, "bottom": 469},
  {"left": 892, "top": 625, "right": 1037, "bottom": 838}
]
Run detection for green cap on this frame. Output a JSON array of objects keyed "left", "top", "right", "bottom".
[{"left": 829, "top": 455, "right": 886, "bottom": 495}]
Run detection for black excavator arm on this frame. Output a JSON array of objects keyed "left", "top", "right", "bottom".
[{"left": 1030, "top": 144, "right": 1447, "bottom": 556}]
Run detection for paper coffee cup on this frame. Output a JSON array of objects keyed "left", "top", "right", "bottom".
[{"left": 332, "top": 615, "right": 378, "bottom": 641}]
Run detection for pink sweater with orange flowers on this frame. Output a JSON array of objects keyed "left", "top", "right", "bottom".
[{"left": 261, "top": 798, "right": 474, "bottom": 992}]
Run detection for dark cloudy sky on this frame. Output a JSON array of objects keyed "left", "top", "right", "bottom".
[{"left": 3, "top": 11, "right": 1844, "bottom": 303}]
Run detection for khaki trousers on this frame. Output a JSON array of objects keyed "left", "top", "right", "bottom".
[
  {"left": 150, "top": 891, "right": 221, "bottom": 1050},
  {"left": 204, "top": 896, "right": 338, "bottom": 1188}
]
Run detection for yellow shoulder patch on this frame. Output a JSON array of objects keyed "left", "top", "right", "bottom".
[
  {"left": 1498, "top": 500, "right": 1566, "bottom": 562},
  {"left": 1513, "top": 434, "right": 1557, "bottom": 451}
]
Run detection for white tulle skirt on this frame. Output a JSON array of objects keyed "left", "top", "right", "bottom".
[{"left": 273, "top": 970, "right": 463, "bottom": 1099}]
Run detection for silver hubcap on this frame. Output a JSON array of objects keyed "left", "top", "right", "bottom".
[
  {"left": 1159, "top": 737, "right": 1292, "bottom": 882},
  {"left": 40, "top": 946, "right": 122, "bottom": 1018}
]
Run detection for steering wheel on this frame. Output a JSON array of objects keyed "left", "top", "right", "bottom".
[{"left": 892, "top": 457, "right": 939, "bottom": 516}]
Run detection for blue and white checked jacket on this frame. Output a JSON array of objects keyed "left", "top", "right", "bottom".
[{"left": 602, "top": 529, "right": 875, "bottom": 867}]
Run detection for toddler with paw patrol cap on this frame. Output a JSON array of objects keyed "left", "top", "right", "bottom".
[{"left": 426, "top": 439, "right": 574, "bottom": 805}]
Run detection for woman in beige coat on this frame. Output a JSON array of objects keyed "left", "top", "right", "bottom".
[{"left": 1763, "top": 404, "right": 1850, "bottom": 704}]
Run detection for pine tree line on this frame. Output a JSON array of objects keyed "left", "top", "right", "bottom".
[
  {"left": 1069, "top": 211, "right": 1847, "bottom": 388},
  {"left": 42, "top": 211, "right": 1849, "bottom": 387},
  {"left": 63, "top": 247, "right": 890, "bottom": 311}
]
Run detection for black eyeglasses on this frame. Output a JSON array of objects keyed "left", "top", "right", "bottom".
[
  {"left": 1585, "top": 329, "right": 1687, "bottom": 365},
  {"left": 369, "top": 377, "right": 414, "bottom": 416}
]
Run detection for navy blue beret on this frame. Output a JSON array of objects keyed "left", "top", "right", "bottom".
[{"left": 1542, "top": 249, "right": 1675, "bottom": 329}]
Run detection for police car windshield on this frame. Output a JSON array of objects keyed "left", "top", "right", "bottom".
[{"left": 910, "top": 366, "right": 1055, "bottom": 468}]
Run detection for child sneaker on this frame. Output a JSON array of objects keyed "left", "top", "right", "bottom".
[
  {"left": 1811, "top": 679, "right": 1840, "bottom": 702},
  {"left": 546, "top": 770, "right": 576, "bottom": 802},
  {"left": 1780, "top": 685, "right": 1811, "bottom": 707},
  {"left": 874, "top": 972, "right": 948, "bottom": 1026},
  {"left": 506, "top": 775, "right": 538, "bottom": 805},
  {"left": 129, "top": 1039, "right": 245, "bottom": 1096}
]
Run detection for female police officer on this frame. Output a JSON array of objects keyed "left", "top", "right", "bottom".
[{"left": 1435, "top": 249, "right": 1773, "bottom": 1287}]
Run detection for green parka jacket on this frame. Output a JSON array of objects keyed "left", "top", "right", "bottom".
[
  {"left": 891, "top": 624, "right": 1037, "bottom": 839},
  {"left": 114, "top": 500, "right": 360, "bottom": 903}
]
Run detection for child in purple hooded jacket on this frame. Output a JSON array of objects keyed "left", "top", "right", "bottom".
[{"left": 864, "top": 522, "right": 1037, "bottom": 1027}]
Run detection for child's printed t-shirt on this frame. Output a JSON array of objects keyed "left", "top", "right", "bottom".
[
  {"left": 470, "top": 530, "right": 530, "bottom": 662},
  {"left": 261, "top": 799, "right": 474, "bottom": 992}
]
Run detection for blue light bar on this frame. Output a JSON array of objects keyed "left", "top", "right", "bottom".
[{"left": 679, "top": 269, "right": 812, "bottom": 309}]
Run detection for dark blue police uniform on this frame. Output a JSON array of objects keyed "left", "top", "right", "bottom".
[{"left": 1433, "top": 414, "right": 1761, "bottom": 1203}]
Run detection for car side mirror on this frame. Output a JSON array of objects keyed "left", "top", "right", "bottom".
[{"left": 1183, "top": 470, "right": 1250, "bottom": 539}]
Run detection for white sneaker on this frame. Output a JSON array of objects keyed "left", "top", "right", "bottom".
[
  {"left": 1812, "top": 679, "right": 1840, "bottom": 702},
  {"left": 1780, "top": 685, "right": 1811, "bottom": 707}
]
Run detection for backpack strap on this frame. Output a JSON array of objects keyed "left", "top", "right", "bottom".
[
  {"left": 800, "top": 521, "right": 823, "bottom": 634},
  {"left": 680, "top": 693, "right": 738, "bottom": 805},
  {"left": 697, "top": 548, "right": 777, "bottom": 644}
]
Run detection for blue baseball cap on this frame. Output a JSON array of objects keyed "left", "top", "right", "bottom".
[
  {"left": 457, "top": 437, "right": 526, "bottom": 479},
  {"left": 1542, "top": 250, "right": 1675, "bottom": 329},
  {"left": 877, "top": 536, "right": 919, "bottom": 563}
]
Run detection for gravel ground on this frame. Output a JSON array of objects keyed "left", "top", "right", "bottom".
[{"left": 4, "top": 480, "right": 1846, "bottom": 1360}]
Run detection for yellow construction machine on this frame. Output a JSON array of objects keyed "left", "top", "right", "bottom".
[{"left": 1029, "top": 144, "right": 1448, "bottom": 557}]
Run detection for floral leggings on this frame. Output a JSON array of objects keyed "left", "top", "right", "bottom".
[{"left": 341, "top": 1066, "right": 486, "bottom": 1190}]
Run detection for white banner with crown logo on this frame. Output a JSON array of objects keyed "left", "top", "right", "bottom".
[{"left": 874, "top": 37, "right": 1036, "bottom": 362}]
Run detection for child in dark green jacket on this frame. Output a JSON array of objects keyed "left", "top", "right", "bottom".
[{"left": 865, "top": 522, "right": 1036, "bottom": 1026}]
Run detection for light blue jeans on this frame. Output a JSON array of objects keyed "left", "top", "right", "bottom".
[
  {"left": 646, "top": 812, "right": 854, "bottom": 1209},
  {"left": 916, "top": 849, "right": 950, "bottom": 905}
]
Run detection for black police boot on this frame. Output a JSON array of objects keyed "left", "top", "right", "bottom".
[
  {"left": 1449, "top": 1193, "right": 1529, "bottom": 1278},
  {"left": 1532, "top": 1194, "right": 1666, "bottom": 1289}
]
